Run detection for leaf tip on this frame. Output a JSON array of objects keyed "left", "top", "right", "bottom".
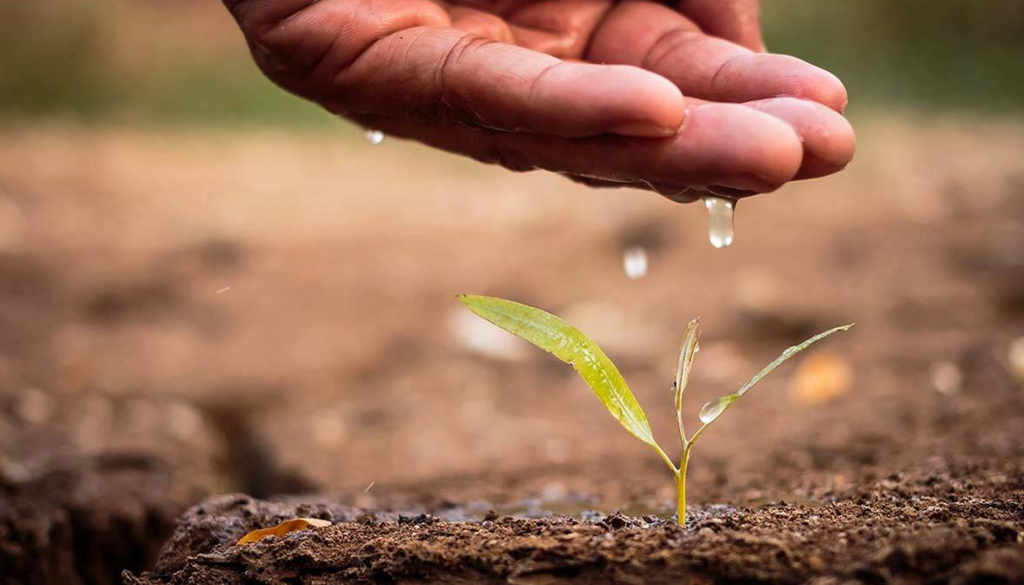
[{"left": 457, "top": 293, "right": 482, "bottom": 308}]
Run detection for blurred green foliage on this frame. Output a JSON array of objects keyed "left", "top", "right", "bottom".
[
  {"left": 1, "top": 0, "right": 1022, "bottom": 126},
  {"left": 0, "top": 2, "right": 110, "bottom": 119},
  {"left": 762, "top": 0, "right": 1024, "bottom": 113},
  {"left": 0, "top": 1, "right": 327, "bottom": 127}
]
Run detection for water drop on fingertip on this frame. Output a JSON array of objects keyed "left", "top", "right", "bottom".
[
  {"left": 364, "top": 129, "right": 385, "bottom": 145},
  {"left": 703, "top": 196, "right": 736, "bottom": 249},
  {"left": 622, "top": 246, "right": 649, "bottom": 279}
]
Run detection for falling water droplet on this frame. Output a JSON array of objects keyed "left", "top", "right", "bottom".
[
  {"left": 622, "top": 246, "right": 649, "bottom": 279},
  {"left": 703, "top": 196, "right": 736, "bottom": 249},
  {"left": 364, "top": 129, "right": 385, "bottom": 145},
  {"left": 698, "top": 395, "right": 737, "bottom": 424}
]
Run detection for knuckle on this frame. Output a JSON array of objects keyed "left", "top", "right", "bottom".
[
  {"left": 642, "top": 26, "right": 702, "bottom": 72},
  {"left": 434, "top": 35, "right": 497, "bottom": 126}
]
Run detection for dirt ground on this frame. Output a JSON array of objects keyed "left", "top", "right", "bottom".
[{"left": 1, "top": 116, "right": 1023, "bottom": 583}]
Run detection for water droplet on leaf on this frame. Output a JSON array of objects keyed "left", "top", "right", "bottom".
[
  {"left": 703, "top": 196, "right": 735, "bottom": 249},
  {"left": 698, "top": 395, "right": 737, "bottom": 424}
]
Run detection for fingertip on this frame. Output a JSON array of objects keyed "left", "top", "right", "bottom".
[
  {"left": 687, "top": 104, "right": 803, "bottom": 192},
  {"left": 741, "top": 115, "right": 804, "bottom": 191},
  {"left": 798, "top": 69, "right": 849, "bottom": 114},
  {"left": 588, "top": 65, "right": 686, "bottom": 137},
  {"left": 743, "top": 97, "right": 856, "bottom": 178},
  {"left": 731, "top": 54, "right": 850, "bottom": 113},
  {"left": 776, "top": 56, "right": 849, "bottom": 112}
]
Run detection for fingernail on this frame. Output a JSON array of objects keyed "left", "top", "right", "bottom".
[{"left": 609, "top": 121, "right": 680, "bottom": 138}]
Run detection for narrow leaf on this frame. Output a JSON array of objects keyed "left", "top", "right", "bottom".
[
  {"left": 674, "top": 319, "right": 700, "bottom": 406},
  {"left": 459, "top": 295, "right": 657, "bottom": 448},
  {"left": 688, "top": 324, "right": 854, "bottom": 445},
  {"left": 735, "top": 324, "right": 854, "bottom": 397}
]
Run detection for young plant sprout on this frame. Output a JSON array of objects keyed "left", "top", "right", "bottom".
[{"left": 458, "top": 295, "right": 853, "bottom": 526}]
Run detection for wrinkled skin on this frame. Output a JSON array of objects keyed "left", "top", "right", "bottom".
[{"left": 222, "top": 0, "right": 855, "bottom": 200}]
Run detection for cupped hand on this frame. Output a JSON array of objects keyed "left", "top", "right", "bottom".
[{"left": 222, "top": 0, "right": 855, "bottom": 200}]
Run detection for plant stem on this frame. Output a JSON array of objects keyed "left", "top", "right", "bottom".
[
  {"left": 676, "top": 447, "right": 690, "bottom": 526},
  {"left": 654, "top": 443, "right": 679, "bottom": 476}
]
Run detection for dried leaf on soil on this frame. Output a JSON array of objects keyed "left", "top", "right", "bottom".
[{"left": 236, "top": 518, "right": 332, "bottom": 545}]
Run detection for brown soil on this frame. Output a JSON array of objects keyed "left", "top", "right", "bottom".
[
  {"left": 1, "top": 120, "right": 1023, "bottom": 583},
  {"left": 125, "top": 471, "right": 1024, "bottom": 585},
  {"left": 127, "top": 344, "right": 1024, "bottom": 584}
]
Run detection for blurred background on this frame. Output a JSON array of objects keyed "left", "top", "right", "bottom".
[
  {"left": 3, "top": 0, "right": 1023, "bottom": 123},
  {"left": 1, "top": 1, "right": 1023, "bottom": 582}
]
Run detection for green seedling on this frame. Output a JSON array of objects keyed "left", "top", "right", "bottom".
[{"left": 458, "top": 294, "right": 853, "bottom": 526}]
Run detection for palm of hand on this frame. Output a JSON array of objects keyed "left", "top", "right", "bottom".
[{"left": 226, "top": 0, "right": 854, "bottom": 198}]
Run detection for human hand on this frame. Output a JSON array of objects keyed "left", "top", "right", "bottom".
[{"left": 222, "top": 0, "right": 854, "bottom": 200}]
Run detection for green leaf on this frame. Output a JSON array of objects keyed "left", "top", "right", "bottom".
[
  {"left": 688, "top": 323, "right": 854, "bottom": 446},
  {"left": 674, "top": 319, "right": 700, "bottom": 406},
  {"left": 695, "top": 324, "right": 854, "bottom": 431},
  {"left": 735, "top": 324, "right": 854, "bottom": 397},
  {"left": 458, "top": 295, "right": 658, "bottom": 448}
]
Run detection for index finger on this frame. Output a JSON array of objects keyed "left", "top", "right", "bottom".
[{"left": 225, "top": 0, "right": 688, "bottom": 138}]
